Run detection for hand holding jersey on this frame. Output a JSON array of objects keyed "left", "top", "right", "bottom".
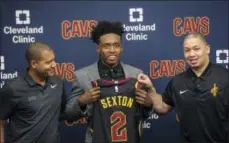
[
  {"left": 78, "top": 87, "right": 101, "bottom": 106},
  {"left": 135, "top": 73, "right": 154, "bottom": 107},
  {"left": 137, "top": 73, "right": 172, "bottom": 114}
]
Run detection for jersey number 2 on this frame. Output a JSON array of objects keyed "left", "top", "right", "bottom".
[{"left": 110, "top": 111, "right": 127, "bottom": 142}]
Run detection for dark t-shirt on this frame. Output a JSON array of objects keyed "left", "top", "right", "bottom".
[
  {"left": 0, "top": 73, "right": 66, "bottom": 143},
  {"left": 163, "top": 63, "right": 228, "bottom": 143}
]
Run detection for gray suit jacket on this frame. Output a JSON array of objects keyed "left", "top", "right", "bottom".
[{"left": 66, "top": 61, "right": 147, "bottom": 143}]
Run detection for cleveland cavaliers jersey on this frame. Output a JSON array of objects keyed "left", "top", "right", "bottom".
[{"left": 91, "top": 77, "right": 143, "bottom": 143}]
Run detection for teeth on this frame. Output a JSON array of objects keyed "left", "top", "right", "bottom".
[{"left": 108, "top": 56, "right": 116, "bottom": 59}]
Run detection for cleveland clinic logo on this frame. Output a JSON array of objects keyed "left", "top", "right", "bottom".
[
  {"left": 123, "top": 7, "right": 156, "bottom": 41},
  {"left": 3, "top": 10, "right": 43, "bottom": 44},
  {"left": 15, "top": 10, "right": 30, "bottom": 25},
  {"left": 129, "top": 8, "right": 143, "bottom": 22},
  {"left": 216, "top": 49, "right": 228, "bottom": 69}
]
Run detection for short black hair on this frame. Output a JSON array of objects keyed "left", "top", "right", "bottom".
[
  {"left": 183, "top": 32, "right": 208, "bottom": 45},
  {"left": 90, "top": 20, "right": 125, "bottom": 45},
  {"left": 25, "top": 42, "right": 52, "bottom": 65}
]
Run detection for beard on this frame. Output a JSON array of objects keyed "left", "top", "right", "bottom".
[{"left": 36, "top": 69, "right": 50, "bottom": 79}]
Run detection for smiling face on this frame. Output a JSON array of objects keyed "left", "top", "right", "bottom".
[
  {"left": 183, "top": 36, "right": 210, "bottom": 70},
  {"left": 31, "top": 49, "right": 56, "bottom": 78},
  {"left": 97, "top": 33, "right": 123, "bottom": 67}
]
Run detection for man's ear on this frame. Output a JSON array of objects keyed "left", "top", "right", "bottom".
[{"left": 31, "top": 60, "right": 37, "bottom": 68}]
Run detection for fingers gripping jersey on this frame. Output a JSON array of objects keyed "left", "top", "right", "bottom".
[{"left": 91, "top": 77, "right": 143, "bottom": 143}]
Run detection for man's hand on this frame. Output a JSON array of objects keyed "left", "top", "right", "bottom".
[
  {"left": 136, "top": 73, "right": 172, "bottom": 114},
  {"left": 78, "top": 87, "right": 100, "bottom": 106},
  {"left": 137, "top": 73, "right": 156, "bottom": 93},
  {"left": 137, "top": 73, "right": 153, "bottom": 88},
  {"left": 136, "top": 73, "right": 157, "bottom": 107},
  {"left": 135, "top": 88, "right": 152, "bottom": 107}
]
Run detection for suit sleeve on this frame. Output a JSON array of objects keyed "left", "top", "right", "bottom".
[
  {"left": 64, "top": 71, "right": 87, "bottom": 120},
  {"left": 59, "top": 80, "right": 68, "bottom": 120}
]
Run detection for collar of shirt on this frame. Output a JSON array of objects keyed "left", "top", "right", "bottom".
[
  {"left": 187, "top": 61, "right": 212, "bottom": 82},
  {"left": 24, "top": 72, "right": 54, "bottom": 87},
  {"left": 98, "top": 60, "right": 125, "bottom": 80}
]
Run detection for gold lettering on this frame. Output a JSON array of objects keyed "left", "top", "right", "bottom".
[
  {"left": 100, "top": 96, "right": 134, "bottom": 108},
  {"left": 100, "top": 99, "right": 108, "bottom": 108},
  {"left": 118, "top": 96, "right": 122, "bottom": 105},
  {"left": 111, "top": 96, "right": 117, "bottom": 106},
  {"left": 126, "top": 98, "right": 134, "bottom": 108},
  {"left": 106, "top": 97, "right": 112, "bottom": 107},
  {"left": 122, "top": 96, "right": 127, "bottom": 106}
]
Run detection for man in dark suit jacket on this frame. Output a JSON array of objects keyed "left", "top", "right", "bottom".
[{"left": 66, "top": 21, "right": 152, "bottom": 143}]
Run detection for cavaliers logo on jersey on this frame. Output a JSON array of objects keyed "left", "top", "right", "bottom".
[{"left": 210, "top": 83, "right": 219, "bottom": 97}]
